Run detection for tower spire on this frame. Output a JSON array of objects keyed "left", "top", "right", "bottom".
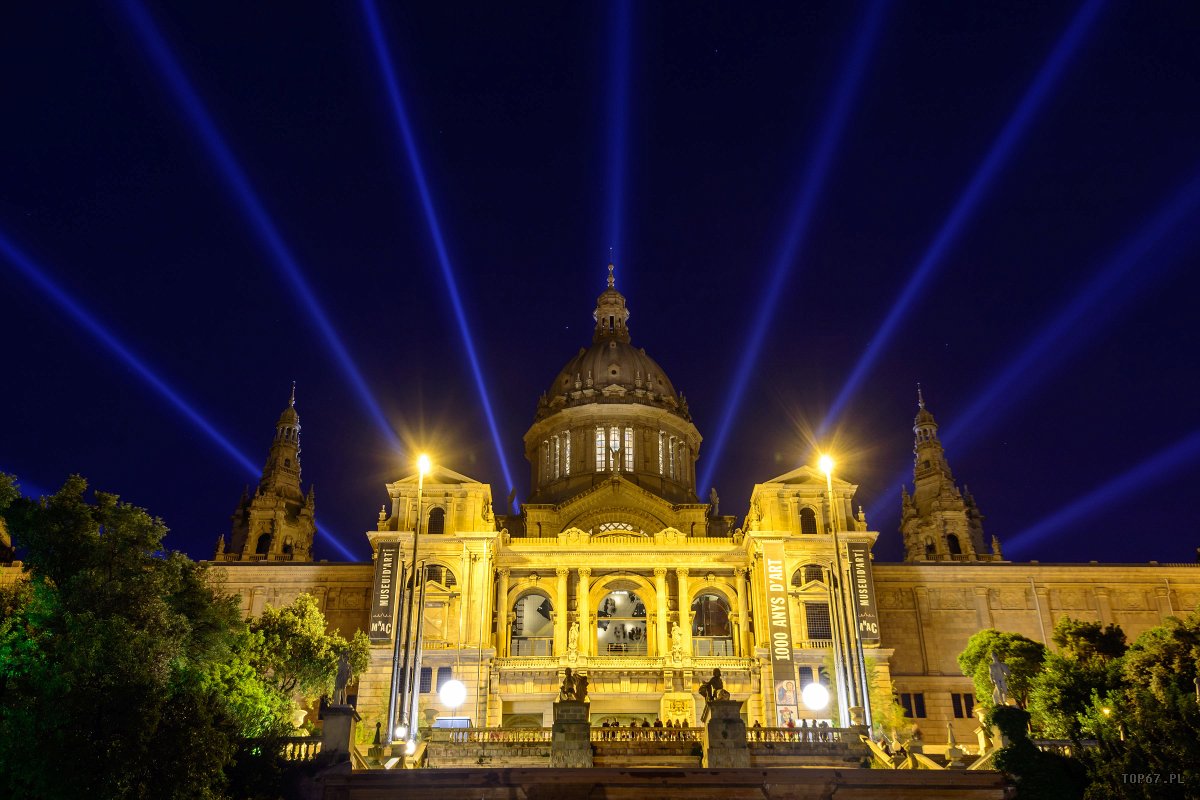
[
  {"left": 917, "top": 382, "right": 925, "bottom": 409},
  {"left": 607, "top": 261, "right": 615, "bottom": 288},
  {"left": 290, "top": 380, "right": 296, "bottom": 407}
]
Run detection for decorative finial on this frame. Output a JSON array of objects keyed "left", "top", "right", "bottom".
[
  {"left": 917, "top": 382, "right": 925, "bottom": 409},
  {"left": 607, "top": 261, "right": 615, "bottom": 288},
  {"left": 290, "top": 381, "right": 296, "bottom": 407}
]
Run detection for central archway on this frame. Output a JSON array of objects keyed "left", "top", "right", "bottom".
[{"left": 596, "top": 589, "right": 647, "bottom": 655}]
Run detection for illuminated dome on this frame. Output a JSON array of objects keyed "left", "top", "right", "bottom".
[
  {"left": 525, "top": 264, "right": 700, "bottom": 506},
  {"left": 535, "top": 264, "right": 690, "bottom": 423}
]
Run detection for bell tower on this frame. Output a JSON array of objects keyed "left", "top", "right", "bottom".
[
  {"left": 220, "top": 385, "right": 316, "bottom": 562},
  {"left": 899, "top": 386, "right": 999, "bottom": 562}
]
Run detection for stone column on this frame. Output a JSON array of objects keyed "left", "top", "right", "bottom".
[
  {"left": 734, "top": 568, "right": 750, "bottom": 656},
  {"left": 578, "top": 567, "right": 592, "bottom": 657},
  {"left": 555, "top": 567, "right": 569, "bottom": 656},
  {"left": 1154, "top": 585, "right": 1173, "bottom": 620},
  {"left": 1094, "top": 586, "right": 1113, "bottom": 626},
  {"left": 913, "top": 587, "right": 938, "bottom": 674},
  {"left": 677, "top": 568, "right": 691, "bottom": 655},
  {"left": 973, "top": 587, "right": 993, "bottom": 630},
  {"left": 496, "top": 568, "right": 510, "bottom": 656},
  {"left": 1034, "top": 586, "right": 1054, "bottom": 643},
  {"left": 655, "top": 567, "right": 669, "bottom": 657}
]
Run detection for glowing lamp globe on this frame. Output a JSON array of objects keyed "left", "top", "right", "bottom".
[
  {"left": 417, "top": 454, "right": 432, "bottom": 475},
  {"left": 405, "top": 739, "right": 417, "bottom": 755},
  {"left": 440, "top": 679, "right": 467, "bottom": 709},
  {"left": 801, "top": 682, "right": 830, "bottom": 711},
  {"left": 818, "top": 455, "right": 834, "bottom": 475}
]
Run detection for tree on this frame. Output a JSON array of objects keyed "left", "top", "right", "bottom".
[
  {"left": 0, "top": 474, "right": 297, "bottom": 799},
  {"left": 1076, "top": 610, "right": 1200, "bottom": 799},
  {"left": 957, "top": 628, "right": 1047, "bottom": 711},
  {"left": 1028, "top": 617, "right": 1126, "bottom": 739},
  {"left": 248, "top": 593, "right": 369, "bottom": 705}
]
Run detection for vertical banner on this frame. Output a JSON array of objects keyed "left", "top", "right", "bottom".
[
  {"left": 762, "top": 541, "right": 798, "bottom": 726},
  {"left": 846, "top": 542, "right": 880, "bottom": 644},
  {"left": 368, "top": 541, "right": 401, "bottom": 642}
]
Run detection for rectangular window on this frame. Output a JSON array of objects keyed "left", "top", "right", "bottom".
[
  {"left": 899, "top": 692, "right": 927, "bottom": 719},
  {"left": 419, "top": 667, "right": 433, "bottom": 693},
  {"left": 553, "top": 435, "right": 561, "bottom": 479},
  {"left": 610, "top": 426, "right": 619, "bottom": 470},
  {"left": 668, "top": 435, "right": 677, "bottom": 479},
  {"left": 436, "top": 667, "right": 453, "bottom": 692},
  {"left": 624, "top": 427, "right": 634, "bottom": 471},
  {"left": 563, "top": 432, "right": 571, "bottom": 476},
  {"left": 658, "top": 432, "right": 665, "bottom": 475},
  {"left": 804, "top": 603, "right": 832, "bottom": 640},
  {"left": 596, "top": 427, "right": 606, "bottom": 471},
  {"left": 542, "top": 440, "right": 549, "bottom": 482},
  {"left": 951, "top": 692, "right": 975, "bottom": 719}
]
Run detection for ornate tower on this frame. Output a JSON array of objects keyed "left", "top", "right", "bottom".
[
  {"left": 899, "top": 387, "right": 999, "bottom": 562},
  {"left": 219, "top": 386, "right": 316, "bottom": 562}
]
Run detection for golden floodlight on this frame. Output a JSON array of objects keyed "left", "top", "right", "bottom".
[
  {"left": 417, "top": 453, "right": 432, "bottom": 476},
  {"left": 818, "top": 454, "right": 834, "bottom": 475}
]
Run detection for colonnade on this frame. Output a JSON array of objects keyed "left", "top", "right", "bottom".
[{"left": 493, "top": 566, "right": 753, "bottom": 660}]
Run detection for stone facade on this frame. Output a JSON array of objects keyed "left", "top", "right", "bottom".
[{"left": 5, "top": 266, "right": 1197, "bottom": 758}]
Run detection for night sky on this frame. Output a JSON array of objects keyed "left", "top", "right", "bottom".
[{"left": 3, "top": 2, "right": 1199, "bottom": 565}]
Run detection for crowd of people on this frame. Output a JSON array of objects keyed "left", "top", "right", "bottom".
[{"left": 593, "top": 718, "right": 699, "bottom": 741}]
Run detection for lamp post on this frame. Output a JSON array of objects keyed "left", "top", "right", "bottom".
[
  {"left": 391, "top": 454, "right": 431, "bottom": 745},
  {"left": 820, "top": 454, "right": 869, "bottom": 729}
]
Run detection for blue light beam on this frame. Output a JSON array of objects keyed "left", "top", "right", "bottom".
[
  {"left": 606, "top": 0, "right": 633, "bottom": 265},
  {"left": 866, "top": 167, "right": 1200, "bottom": 526},
  {"left": 1006, "top": 427, "right": 1200, "bottom": 555},
  {"left": 117, "top": 0, "right": 400, "bottom": 453},
  {"left": 0, "top": 232, "right": 359, "bottom": 561},
  {"left": 943, "top": 167, "right": 1200, "bottom": 451},
  {"left": 820, "top": 0, "right": 1107, "bottom": 437},
  {"left": 360, "top": 0, "right": 517, "bottom": 503},
  {"left": 698, "top": 0, "right": 890, "bottom": 495}
]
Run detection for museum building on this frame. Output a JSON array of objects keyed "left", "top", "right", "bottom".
[{"left": 204, "top": 266, "right": 1200, "bottom": 751}]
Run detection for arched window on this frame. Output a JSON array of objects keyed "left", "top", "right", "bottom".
[
  {"left": 791, "top": 564, "right": 824, "bottom": 587},
  {"left": 691, "top": 593, "right": 733, "bottom": 656},
  {"left": 924, "top": 536, "right": 936, "bottom": 559},
  {"left": 255, "top": 533, "right": 272, "bottom": 555},
  {"left": 424, "top": 564, "right": 457, "bottom": 588},
  {"left": 946, "top": 534, "right": 962, "bottom": 556},
  {"left": 799, "top": 507, "right": 818, "bottom": 535},
  {"left": 597, "top": 590, "right": 647, "bottom": 655},
  {"left": 510, "top": 592, "right": 553, "bottom": 656},
  {"left": 427, "top": 507, "right": 446, "bottom": 535}
]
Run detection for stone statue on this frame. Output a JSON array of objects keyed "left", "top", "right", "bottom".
[
  {"left": 333, "top": 650, "right": 353, "bottom": 705},
  {"left": 671, "top": 623, "right": 684, "bottom": 662},
  {"left": 568, "top": 622, "right": 579, "bottom": 654},
  {"left": 709, "top": 488, "right": 720, "bottom": 516},
  {"left": 988, "top": 651, "right": 1012, "bottom": 706},
  {"left": 575, "top": 673, "right": 589, "bottom": 702},
  {"left": 698, "top": 668, "right": 729, "bottom": 704},
  {"left": 559, "top": 668, "right": 578, "bottom": 700}
]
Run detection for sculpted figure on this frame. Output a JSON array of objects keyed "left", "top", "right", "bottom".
[
  {"left": 333, "top": 650, "right": 353, "bottom": 705},
  {"left": 989, "top": 652, "right": 1012, "bottom": 706},
  {"left": 559, "top": 668, "right": 578, "bottom": 700},
  {"left": 698, "top": 668, "right": 729, "bottom": 703}
]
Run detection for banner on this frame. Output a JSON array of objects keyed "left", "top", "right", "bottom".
[
  {"left": 846, "top": 542, "right": 880, "bottom": 644},
  {"left": 762, "top": 541, "right": 799, "bottom": 725},
  {"left": 368, "top": 541, "right": 401, "bottom": 642}
]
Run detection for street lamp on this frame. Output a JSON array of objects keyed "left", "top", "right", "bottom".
[
  {"left": 440, "top": 678, "right": 468, "bottom": 711},
  {"left": 820, "top": 453, "right": 871, "bottom": 729},
  {"left": 386, "top": 453, "right": 432, "bottom": 749}
]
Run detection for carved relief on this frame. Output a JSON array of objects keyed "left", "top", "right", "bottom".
[
  {"left": 877, "top": 589, "right": 910, "bottom": 609},
  {"left": 937, "top": 588, "right": 967, "bottom": 610},
  {"left": 1117, "top": 590, "right": 1147, "bottom": 610}
]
